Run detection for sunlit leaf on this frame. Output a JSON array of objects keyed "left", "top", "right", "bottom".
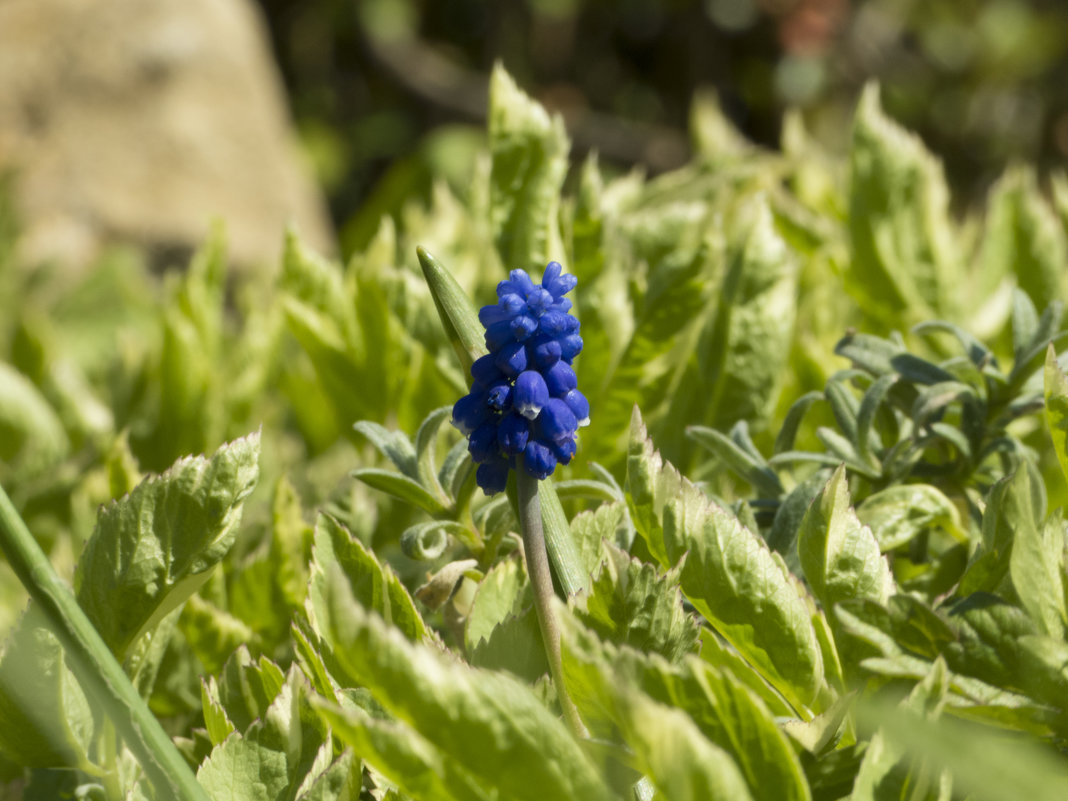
[
  {"left": 488, "top": 64, "right": 569, "bottom": 273},
  {"left": 958, "top": 467, "right": 1041, "bottom": 597},
  {"left": 982, "top": 166, "right": 1065, "bottom": 312},
  {"left": 216, "top": 647, "right": 287, "bottom": 734},
  {"left": 798, "top": 466, "right": 894, "bottom": 611},
  {"left": 0, "top": 361, "right": 69, "bottom": 473},
  {"left": 197, "top": 667, "right": 332, "bottom": 801},
  {"left": 857, "top": 484, "right": 965, "bottom": 551},
  {"left": 74, "top": 431, "right": 260, "bottom": 659},
  {"left": 314, "top": 700, "right": 489, "bottom": 801},
  {"left": 316, "top": 592, "right": 614, "bottom": 801},
  {"left": 696, "top": 197, "right": 799, "bottom": 432},
  {"left": 851, "top": 658, "right": 953, "bottom": 801},
  {"left": 858, "top": 683, "right": 1068, "bottom": 801},
  {"left": 847, "top": 84, "right": 958, "bottom": 327},
  {"left": 626, "top": 407, "right": 825, "bottom": 711},
  {"left": 573, "top": 542, "right": 699, "bottom": 663},
  {"left": 1044, "top": 345, "right": 1068, "bottom": 487},
  {"left": 465, "top": 555, "right": 530, "bottom": 650},
  {"left": 617, "top": 692, "right": 755, "bottom": 801},
  {"left": 180, "top": 594, "right": 257, "bottom": 676},
  {"left": 307, "top": 514, "right": 426, "bottom": 647}
]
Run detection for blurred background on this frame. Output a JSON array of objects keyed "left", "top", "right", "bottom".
[
  {"left": 265, "top": 0, "right": 1068, "bottom": 249},
  {"left": 5, "top": 0, "right": 1068, "bottom": 270}
]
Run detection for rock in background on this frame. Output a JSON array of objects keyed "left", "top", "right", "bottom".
[{"left": 0, "top": 0, "right": 334, "bottom": 270}]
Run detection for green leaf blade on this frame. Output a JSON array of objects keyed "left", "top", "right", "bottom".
[
  {"left": 664, "top": 499, "right": 825, "bottom": 711},
  {"left": 416, "top": 246, "right": 486, "bottom": 375},
  {"left": 982, "top": 166, "right": 1065, "bottom": 312},
  {"left": 74, "top": 431, "right": 261, "bottom": 660},
  {"left": 319, "top": 596, "right": 614, "bottom": 801},
  {"left": 798, "top": 465, "right": 894, "bottom": 611},
  {"left": 314, "top": 700, "right": 489, "bottom": 801},
  {"left": 574, "top": 543, "right": 699, "bottom": 663},
  {"left": 197, "top": 668, "right": 331, "bottom": 801},
  {"left": 617, "top": 692, "right": 756, "bottom": 801},
  {"left": 0, "top": 607, "right": 94, "bottom": 769},
  {"left": 627, "top": 407, "right": 824, "bottom": 710},
  {"left": 847, "top": 83, "right": 958, "bottom": 327},
  {"left": 699, "top": 197, "right": 800, "bottom": 432},
  {"left": 350, "top": 468, "right": 449, "bottom": 516},
  {"left": 856, "top": 483, "right": 965, "bottom": 552},
  {"left": 307, "top": 514, "right": 427, "bottom": 646},
  {"left": 488, "top": 65, "right": 569, "bottom": 273},
  {"left": 0, "top": 362, "right": 69, "bottom": 474}
]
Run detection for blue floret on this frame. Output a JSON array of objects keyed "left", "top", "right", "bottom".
[{"left": 450, "top": 262, "right": 587, "bottom": 494}]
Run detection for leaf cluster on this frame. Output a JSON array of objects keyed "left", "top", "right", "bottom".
[{"left": 2, "top": 66, "right": 1068, "bottom": 801}]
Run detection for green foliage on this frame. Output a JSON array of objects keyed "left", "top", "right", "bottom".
[
  {"left": 798, "top": 465, "right": 894, "bottom": 611},
  {"left": 559, "top": 614, "right": 806, "bottom": 801},
  {"left": 627, "top": 406, "right": 825, "bottom": 712},
  {"left": 573, "top": 541, "right": 698, "bottom": 663},
  {"left": 847, "top": 84, "right": 958, "bottom": 328},
  {"left": 307, "top": 514, "right": 426, "bottom": 648},
  {"left": 850, "top": 659, "right": 954, "bottom": 800},
  {"left": 197, "top": 665, "right": 341, "bottom": 801},
  {"left": 983, "top": 166, "right": 1065, "bottom": 312},
  {"left": 614, "top": 693, "right": 755, "bottom": 801},
  {"left": 317, "top": 601, "right": 614, "bottom": 801},
  {"left": 0, "top": 607, "right": 93, "bottom": 769},
  {"left": 1044, "top": 346, "right": 1068, "bottom": 486},
  {"left": 316, "top": 700, "right": 485, "bottom": 801},
  {"left": 4, "top": 65, "right": 1068, "bottom": 800},
  {"left": 75, "top": 433, "right": 261, "bottom": 660},
  {"left": 487, "top": 65, "right": 569, "bottom": 274},
  {"left": 0, "top": 363, "right": 68, "bottom": 475},
  {"left": 694, "top": 197, "right": 799, "bottom": 431}
]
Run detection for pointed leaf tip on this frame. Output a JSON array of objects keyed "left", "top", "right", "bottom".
[
  {"left": 798, "top": 465, "right": 893, "bottom": 612},
  {"left": 416, "top": 246, "right": 486, "bottom": 376}
]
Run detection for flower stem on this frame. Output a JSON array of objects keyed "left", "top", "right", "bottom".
[
  {"left": 0, "top": 483, "right": 211, "bottom": 801},
  {"left": 516, "top": 471, "right": 587, "bottom": 738}
]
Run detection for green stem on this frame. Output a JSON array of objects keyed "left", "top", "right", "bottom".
[
  {"left": 0, "top": 484, "right": 211, "bottom": 801},
  {"left": 100, "top": 721, "right": 123, "bottom": 801},
  {"left": 516, "top": 471, "right": 587, "bottom": 739}
]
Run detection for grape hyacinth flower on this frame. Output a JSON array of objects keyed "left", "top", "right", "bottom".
[
  {"left": 447, "top": 258, "right": 589, "bottom": 738},
  {"left": 452, "top": 261, "right": 588, "bottom": 495}
]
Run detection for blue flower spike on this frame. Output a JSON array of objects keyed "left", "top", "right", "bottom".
[{"left": 451, "top": 262, "right": 586, "bottom": 494}]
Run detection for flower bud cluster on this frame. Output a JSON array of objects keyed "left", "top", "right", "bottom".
[{"left": 452, "top": 262, "right": 588, "bottom": 494}]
